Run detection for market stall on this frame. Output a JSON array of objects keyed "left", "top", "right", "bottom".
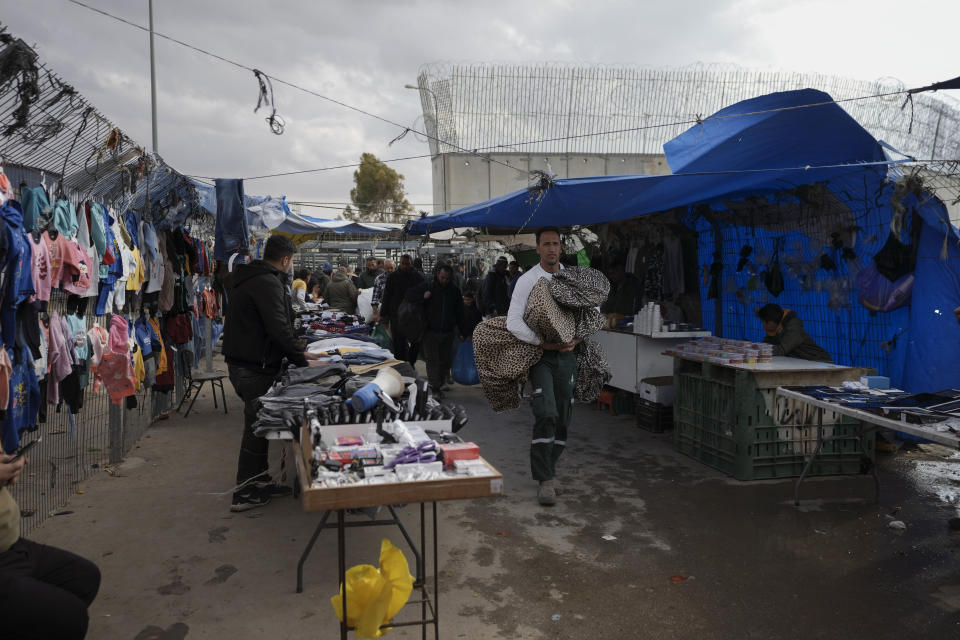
[
  {"left": 405, "top": 88, "right": 960, "bottom": 398},
  {"left": 775, "top": 385, "right": 960, "bottom": 503},
  {"left": 595, "top": 327, "right": 711, "bottom": 393},
  {"left": 248, "top": 306, "right": 502, "bottom": 637},
  {"left": 664, "top": 337, "right": 871, "bottom": 481}
]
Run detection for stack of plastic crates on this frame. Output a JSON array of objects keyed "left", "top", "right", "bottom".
[{"left": 672, "top": 358, "right": 874, "bottom": 480}]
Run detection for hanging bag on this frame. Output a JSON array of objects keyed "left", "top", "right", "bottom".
[{"left": 856, "top": 262, "right": 914, "bottom": 313}]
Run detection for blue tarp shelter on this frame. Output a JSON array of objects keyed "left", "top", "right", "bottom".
[
  {"left": 192, "top": 178, "right": 400, "bottom": 236},
  {"left": 406, "top": 89, "right": 960, "bottom": 393}
]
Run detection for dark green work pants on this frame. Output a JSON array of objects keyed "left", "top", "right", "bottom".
[{"left": 529, "top": 350, "right": 577, "bottom": 481}]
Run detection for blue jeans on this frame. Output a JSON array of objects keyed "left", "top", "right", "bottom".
[{"left": 214, "top": 179, "right": 249, "bottom": 261}]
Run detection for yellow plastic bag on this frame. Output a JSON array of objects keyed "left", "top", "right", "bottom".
[{"left": 331, "top": 539, "right": 414, "bottom": 638}]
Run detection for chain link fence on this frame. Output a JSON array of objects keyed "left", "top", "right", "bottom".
[{"left": 10, "top": 292, "right": 187, "bottom": 536}]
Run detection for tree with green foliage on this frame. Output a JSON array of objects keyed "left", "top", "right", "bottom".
[{"left": 343, "top": 153, "right": 412, "bottom": 223}]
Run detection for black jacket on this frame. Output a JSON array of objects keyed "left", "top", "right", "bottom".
[
  {"left": 763, "top": 311, "right": 832, "bottom": 363},
  {"left": 481, "top": 271, "right": 510, "bottom": 316},
  {"left": 462, "top": 300, "right": 483, "bottom": 339},
  {"left": 408, "top": 280, "right": 466, "bottom": 335},
  {"left": 223, "top": 260, "right": 308, "bottom": 373},
  {"left": 380, "top": 268, "right": 424, "bottom": 320}
]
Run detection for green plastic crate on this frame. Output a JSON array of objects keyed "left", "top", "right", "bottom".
[{"left": 671, "top": 358, "right": 874, "bottom": 480}]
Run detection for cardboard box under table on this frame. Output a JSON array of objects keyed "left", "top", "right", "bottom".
[{"left": 293, "top": 420, "right": 503, "bottom": 639}]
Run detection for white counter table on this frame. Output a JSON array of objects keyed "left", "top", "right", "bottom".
[{"left": 594, "top": 328, "right": 711, "bottom": 393}]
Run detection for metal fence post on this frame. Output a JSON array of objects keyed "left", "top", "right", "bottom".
[{"left": 109, "top": 401, "right": 124, "bottom": 465}]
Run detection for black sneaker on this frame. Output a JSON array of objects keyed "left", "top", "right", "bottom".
[
  {"left": 230, "top": 489, "right": 271, "bottom": 512},
  {"left": 254, "top": 481, "right": 293, "bottom": 497}
]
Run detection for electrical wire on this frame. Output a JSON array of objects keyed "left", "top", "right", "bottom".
[
  {"left": 65, "top": 0, "right": 955, "bottom": 186},
  {"left": 65, "top": 0, "right": 525, "bottom": 176}
]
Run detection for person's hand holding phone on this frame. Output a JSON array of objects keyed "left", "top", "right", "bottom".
[{"left": 0, "top": 453, "right": 27, "bottom": 487}]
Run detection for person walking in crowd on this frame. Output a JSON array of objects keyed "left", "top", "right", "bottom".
[
  {"left": 314, "top": 262, "right": 333, "bottom": 301},
  {"left": 345, "top": 265, "right": 360, "bottom": 288},
  {"left": 357, "top": 256, "right": 383, "bottom": 290},
  {"left": 461, "top": 287, "right": 484, "bottom": 340},
  {"left": 222, "top": 235, "right": 319, "bottom": 512},
  {"left": 326, "top": 266, "right": 360, "bottom": 314},
  {"left": 409, "top": 262, "right": 467, "bottom": 398},
  {"left": 507, "top": 260, "right": 524, "bottom": 297},
  {"left": 371, "top": 258, "right": 395, "bottom": 322},
  {"left": 0, "top": 449, "right": 101, "bottom": 639},
  {"left": 413, "top": 256, "right": 425, "bottom": 276},
  {"left": 481, "top": 256, "right": 511, "bottom": 317},
  {"left": 380, "top": 254, "right": 425, "bottom": 366},
  {"left": 507, "top": 227, "right": 581, "bottom": 507},
  {"left": 756, "top": 304, "right": 833, "bottom": 362}
]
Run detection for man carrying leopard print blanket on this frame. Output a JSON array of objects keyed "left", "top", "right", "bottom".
[{"left": 503, "top": 227, "right": 609, "bottom": 506}]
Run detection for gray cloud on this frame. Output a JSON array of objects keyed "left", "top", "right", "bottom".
[{"left": 2, "top": 0, "right": 958, "bottom": 213}]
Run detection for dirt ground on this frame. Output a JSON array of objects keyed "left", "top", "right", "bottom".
[{"left": 27, "top": 368, "right": 960, "bottom": 640}]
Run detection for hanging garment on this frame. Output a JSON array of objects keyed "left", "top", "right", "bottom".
[
  {"left": 108, "top": 315, "right": 129, "bottom": 354},
  {"left": 75, "top": 201, "right": 99, "bottom": 299},
  {"left": 51, "top": 199, "right": 78, "bottom": 238},
  {"left": 133, "top": 316, "right": 155, "bottom": 357},
  {"left": 124, "top": 210, "right": 140, "bottom": 249},
  {"left": 45, "top": 312, "right": 72, "bottom": 406},
  {"left": 87, "top": 324, "right": 108, "bottom": 367},
  {"left": 214, "top": 178, "right": 248, "bottom": 260},
  {"left": 148, "top": 317, "right": 168, "bottom": 375},
  {"left": 1, "top": 201, "right": 33, "bottom": 347},
  {"left": 662, "top": 235, "right": 685, "bottom": 297},
  {"left": 32, "top": 318, "right": 47, "bottom": 381},
  {"left": 20, "top": 186, "right": 50, "bottom": 233},
  {"left": 643, "top": 245, "right": 665, "bottom": 302},
  {"left": 132, "top": 347, "right": 145, "bottom": 390},
  {"left": 26, "top": 232, "right": 51, "bottom": 303},
  {"left": 1, "top": 345, "right": 40, "bottom": 453},
  {"left": 158, "top": 232, "right": 175, "bottom": 313},
  {"left": 60, "top": 240, "right": 92, "bottom": 296},
  {"left": 64, "top": 314, "right": 89, "bottom": 363},
  {"left": 152, "top": 344, "right": 175, "bottom": 392},
  {"left": 0, "top": 347, "right": 11, "bottom": 410},
  {"left": 87, "top": 202, "right": 107, "bottom": 260},
  {"left": 141, "top": 221, "right": 165, "bottom": 294},
  {"left": 42, "top": 229, "right": 69, "bottom": 286},
  {"left": 125, "top": 246, "right": 145, "bottom": 292},
  {"left": 99, "top": 351, "right": 136, "bottom": 404}
]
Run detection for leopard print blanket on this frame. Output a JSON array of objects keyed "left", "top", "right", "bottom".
[{"left": 474, "top": 267, "right": 612, "bottom": 412}]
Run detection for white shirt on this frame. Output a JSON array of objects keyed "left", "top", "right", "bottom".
[{"left": 507, "top": 263, "right": 564, "bottom": 346}]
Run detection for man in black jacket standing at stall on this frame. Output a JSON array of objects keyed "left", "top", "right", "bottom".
[
  {"left": 223, "top": 235, "right": 317, "bottom": 512},
  {"left": 410, "top": 263, "right": 466, "bottom": 398}
]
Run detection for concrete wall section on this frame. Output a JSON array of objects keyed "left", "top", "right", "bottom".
[{"left": 432, "top": 152, "right": 669, "bottom": 213}]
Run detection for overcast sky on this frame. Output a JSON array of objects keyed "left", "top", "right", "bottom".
[{"left": 3, "top": 0, "right": 958, "bottom": 216}]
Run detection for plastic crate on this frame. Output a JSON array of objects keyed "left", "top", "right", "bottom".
[
  {"left": 612, "top": 390, "right": 636, "bottom": 416},
  {"left": 635, "top": 397, "right": 673, "bottom": 433},
  {"left": 671, "top": 358, "right": 874, "bottom": 480}
]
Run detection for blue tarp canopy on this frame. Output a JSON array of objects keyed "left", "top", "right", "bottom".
[
  {"left": 191, "top": 179, "right": 400, "bottom": 235},
  {"left": 272, "top": 213, "right": 401, "bottom": 235},
  {"left": 405, "top": 89, "right": 889, "bottom": 235},
  {"left": 406, "top": 89, "right": 960, "bottom": 394}
]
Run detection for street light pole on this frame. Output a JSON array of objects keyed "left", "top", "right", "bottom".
[
  {"left": 404, "top": 83, "right": 446, "bottom": 213},
  {"left": 149, "top": 0, "right": 158, "bottom": 153}
]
